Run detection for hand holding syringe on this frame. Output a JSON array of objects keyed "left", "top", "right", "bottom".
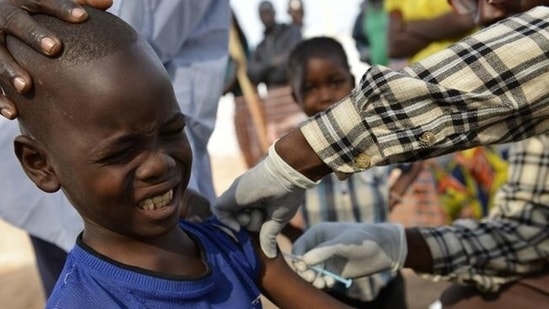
[{"left": 283, "top": 252, "right": 352, "bottom": 288}]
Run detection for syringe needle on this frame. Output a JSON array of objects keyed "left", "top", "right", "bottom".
[{"left": 282, "top": 252, "right": 352, "bottom": 288}]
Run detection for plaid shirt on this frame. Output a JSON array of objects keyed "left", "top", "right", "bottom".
[
  {"left": 302, "top": 167, "right": 392, "bottom": 301},
  {"left": 301, "top": 7, "right": 549, "bottom": 175},
  {"left": 300, "top": 7, "right": 549, "bottom": 291},
  {"left": 421, "top": 135, "right": 549, "bottom": 291},
  {"left": 302, "top": 168, "right": 389, "bottom": 227}
]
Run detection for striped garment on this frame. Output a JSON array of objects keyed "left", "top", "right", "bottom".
[
  {"left": 302, "top": 167, "right": 389, "bottom": 227},
  {"left": 301, "top": 166, "right": 394, "bottom": 301},
  {"left": 420, "top": 135, "right": 549, "bottom": 292},
  {"left": 300, "top": 7, "right": 549, "bottom": 292},
  {"left": 301, "top": 7, "right": 549, "bottom": 175}
]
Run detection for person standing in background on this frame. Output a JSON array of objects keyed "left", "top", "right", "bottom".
[
  {"left": 287, "top": 0, "right": 304, "bottom": 30},
  {"left": 352, "top": 0, "right": 389, "bottom": 66},
  {"left": 242, "top": 0, "right": 304, "bottom": 167},
  {"left": 247, "top": 0, "right": 302, "bottom": 91},
  {"left": 285, "top": 36, "right": 406, "bottom": 309}
]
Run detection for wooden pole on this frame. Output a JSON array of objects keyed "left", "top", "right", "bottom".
[{"left": 228, "top": 22, "right": 270, "bottom": 154}]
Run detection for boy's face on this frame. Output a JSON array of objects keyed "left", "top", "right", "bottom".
[
  {"left": 298, "top": 56, "right": 354, "bottom": 117},
  {"left": 33, "top": 41, "right": 192, "bottom": 239}
]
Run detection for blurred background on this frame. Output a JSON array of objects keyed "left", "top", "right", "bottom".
[{"left": 0, "top": 0, "right": 457, "bottom": 308}]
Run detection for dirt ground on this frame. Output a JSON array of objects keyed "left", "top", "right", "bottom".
[{"left": 0, "top": 99, "right": 450, "bottom": 308}]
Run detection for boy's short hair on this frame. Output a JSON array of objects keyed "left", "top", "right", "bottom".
[
  {"left": 287, "top": 36, "right": 350, "bottom": 97},
  {"left": 4, "top": 7, "right": 138, "bottom": 141}
]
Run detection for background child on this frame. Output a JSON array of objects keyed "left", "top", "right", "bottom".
[
  {"left": 5, "top": 8, "right": 350, "bottom": 309},
  {"left": 285, "top": 36, "right": 407, "bottom": 309}
]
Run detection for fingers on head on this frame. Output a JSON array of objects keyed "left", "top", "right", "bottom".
[
  {"left": 0, "top": 93, "right": 17, "bottom": 119},
  {"left": 0, "top": 6, "right": 61, "bottom": 55}
]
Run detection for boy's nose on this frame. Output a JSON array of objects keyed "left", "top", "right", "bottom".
[
  {"left": 135, "top": 151, "right": 176, "bottom": 183},
  {"left": 319, "top": 86, "right": 333, "bottom": 103}
]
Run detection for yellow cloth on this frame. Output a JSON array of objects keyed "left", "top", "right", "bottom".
[{"left": 384, "top": 0, "right": 459, "bottom": 62}]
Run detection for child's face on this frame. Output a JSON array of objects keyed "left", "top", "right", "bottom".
[
  {"left": 298, "top": 56, "right": 354, "bottom": 117},
  {"left": 40, "top": 41, "right": 192, "bottom": 239}
]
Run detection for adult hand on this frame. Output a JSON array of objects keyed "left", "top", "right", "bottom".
[
  {"left": 214, "top": 144, "right": 318, "bottom": 258},
  {"left": 291, "top": 222, "right": 407, "bottom": 289},
  {"left": 0, "top": 0, "right": 113, "bottom": 119}
]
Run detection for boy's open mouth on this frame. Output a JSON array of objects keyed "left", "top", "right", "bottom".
[{"left": 137, "top": 189, "right": 173, "bottom": 210}]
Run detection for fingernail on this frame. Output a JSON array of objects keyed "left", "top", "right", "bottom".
[
  {"left": 1, "top": 108, "right": 13, "bottom": 119},
  {"left": 71, "top": 8, "right": 86, "bottom": 19},
  {"left": 40, "top": 37, "right": 57, "bottom": 55},
  {"left": 13, "top": 77, "right": 26, "bottom": 93}
]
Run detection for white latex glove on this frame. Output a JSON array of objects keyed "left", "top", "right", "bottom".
[
  {"left": 291, "top": 222, "right": 407, "bottom": 288},
  {"left": 214, "top": 144, "right": 318, "bottom": 258}
]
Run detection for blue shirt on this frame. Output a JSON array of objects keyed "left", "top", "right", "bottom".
[{"left": 46, "top": 219, "right": 262, "bottom": 309}]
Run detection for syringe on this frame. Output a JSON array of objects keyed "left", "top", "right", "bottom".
[{"left": 283, "top": 252, "right": 353, "bottom": 288}]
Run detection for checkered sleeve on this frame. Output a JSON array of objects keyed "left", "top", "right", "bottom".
[
  {"left": 300, "top": 7, "right": 549, "bottom": 175},
  {"left": 419, "top": 135, "right": 549, "bottom": 292}
]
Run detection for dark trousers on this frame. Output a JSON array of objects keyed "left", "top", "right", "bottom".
[
  {"left": 440, "top": 271, "right": 549, "bottom": 309},
  {"left": 29, "top": 235, "right": 68, "bottom": 297}
]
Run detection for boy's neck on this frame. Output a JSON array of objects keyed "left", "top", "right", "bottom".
[{"left": 81, "top": 225, "right": 207, "bottom": 277}]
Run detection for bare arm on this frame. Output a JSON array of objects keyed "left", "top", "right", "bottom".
[
  {"left": 387, "top": 10, "right": 430, "bottom": 59},
  {"left": 275, "top": 129, "right": 332, "bottom": 181},
  {"left": 253, "top": 235, "right": 352, "bottom": 309},
  {"left": 387, "top": 10, "right": 475, "bottom": 59},
  {"left": 405, "top": 12, "right": 475, "bottom": 42},
  {"left": 403, "top": 228, "right": 434, "bottom": 273}
]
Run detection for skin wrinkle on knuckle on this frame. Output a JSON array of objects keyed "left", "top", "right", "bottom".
[
  {"left": 0, "top": 6, "right": 23, "bottom": 31},
  {"left": 0, "top": 50, "right": 19, "bottom": 79},
  {"left": 0, "top": 6, "right": 43, "bottom": 49}
]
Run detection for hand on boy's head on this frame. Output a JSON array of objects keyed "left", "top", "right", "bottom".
[{"left": 0, "top": 0, "right": 112, "bottom": 119}]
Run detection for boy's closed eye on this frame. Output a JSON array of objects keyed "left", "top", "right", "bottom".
[
  {"left": 160, "top": 113, "right": 187, "bottom": 139},
  {"left": 160, "top": 124, "right": 185, "bottom": 138},
  {"left": 95, "top": 143, "right": 138, "bottom": 165}
]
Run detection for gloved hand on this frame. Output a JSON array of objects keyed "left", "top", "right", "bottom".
[
  {"left": 291, "top": 222, "right": 407, "bottom": 288},
  {"left": 214, "top": 144, "right": 318, "bottom": 258}
]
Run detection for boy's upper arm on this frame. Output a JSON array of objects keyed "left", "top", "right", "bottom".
[
  {"left": 200, "top": 223, "right": 350, "bottom": 308},
  {"left": 251, "top": 234, "right": 352, "bottom": 309}
]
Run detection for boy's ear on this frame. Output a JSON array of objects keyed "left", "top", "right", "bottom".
[{"left": 14, "top": 135, "right": 61, "bottom": 193}]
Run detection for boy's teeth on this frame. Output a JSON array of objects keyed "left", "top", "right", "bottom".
[{"left": 138, "top": 189, "right": 173, "bottom": 210}]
